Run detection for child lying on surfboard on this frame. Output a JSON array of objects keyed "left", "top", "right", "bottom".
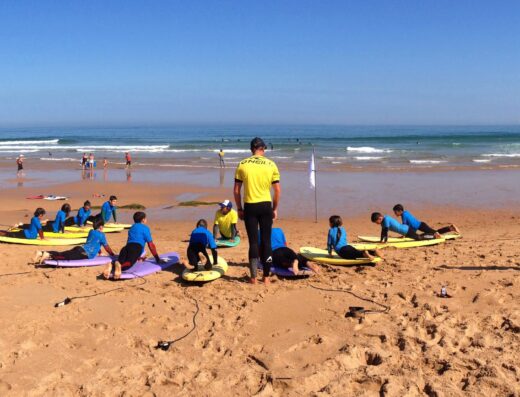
[
  {"left": 264, "top": 227, "right": 320, "bottom": 275},
  {"left": 371, "top": 212, "right": 434, "bottom": 243},
  {"left": 329, "top": 215, "right": 381, "bottom": 260},
  {"left": 34, "top": 218, "right": 116, "bottom": 264},
  {"left": 2, "top": 208, "right": 47, "bottom": 240},
  {"left": 184, "top": 219, "right": 219, "bottom": 271},
  {"left": 42, "top": 203, "right": 71, "bottom": 233},
  {"left": 104, "top": 211, "right": 165, "bottom": 280},
  {"left": 70, "top": 200, "right": 92, "bottom": 227},
  {"left": 392, "top": 204, "right": 460, "bottom": 239}
]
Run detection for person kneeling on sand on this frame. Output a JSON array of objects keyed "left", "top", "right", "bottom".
[
  {"left": 371, "top": 212, "right": 431, "bottom": 243},
  {"left": 392, "top": 204, "right": 460, "bottom": 239},
  {"left": 213, "top": 200, "right": 239, "bottom": 240},
  {"left": 35, "top": 218, "right": 115, "bottom": 264},
  {"left": 264, "top": 227, "right": 320, "bottom": 275},
  {"left": 184, "top": 219, "right": 219, "bottom": 271},
  {"left": 104, "top": 211, "right": 165, "bottom": 280},
  {"left": 329, "top": 215, "right": 381, "bottom": 260}
]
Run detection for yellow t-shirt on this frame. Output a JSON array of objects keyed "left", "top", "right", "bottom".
[
  {"left": 214, "top": 209, "right": 238, "bottom": 238},
  {"left": 234, "top": 155, "right": 280, "bottom": 204}
]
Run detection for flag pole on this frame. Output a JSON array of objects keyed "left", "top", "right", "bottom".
[{"left": 313, "top": 147, "right": 318, "bottom": 223}]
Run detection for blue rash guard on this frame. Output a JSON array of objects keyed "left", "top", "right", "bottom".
[
  {"left": 327, "top": 226, "right": 348, "bottom": 254},
  {"left": 52, "top": 210, "right": 67, "bottom": 233},
  {"left": 382, "top": 215, "right": 409, "bottom": 235},
  {"left": 258, "top": 227, "right": 287, "bottom": 251},
  {"left": 101, "top": 201, "right": 116, "bottom": 222},
  {"left": 401, "top": 210, "right": 421, "bottom": 230},
  {"left": 189, "top": 226, "right": 217, "bottom": 249},
  {"left": 82, "top": 229, "right": 108, "bottom": 259},
  {"left": 75, "top": 207, "right": 91, "bottom": 226},
  {"left": 24, "top": 216, "right": 42, "bottom": 239},
  {"left": 127, "top": 223, "right": 153, "bottom": 248}
]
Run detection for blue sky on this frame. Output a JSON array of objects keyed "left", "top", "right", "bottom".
[{"left": 0, "top": 0, "right": 519, "bottom": 126}]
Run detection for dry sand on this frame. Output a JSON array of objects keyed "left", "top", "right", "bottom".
[{"left": 0, "top": 171, "right": 519, "bottom": 396}]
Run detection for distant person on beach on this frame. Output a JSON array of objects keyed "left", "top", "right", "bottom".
[
  {"left": 2, "top": 208, "right": 46, "bottom": 240},
  {"left": 16, "top": 154, "right": 24, "bottom": 175},
  {"left": 184, "top": 219, "right": 219, "bottom": 271},
  {"left": 328, "top": 215, "right": 381, "bottom": 260},
  {"left": 234, "top": 137, "right": 280, "bottom": 285},
  {"left": 34, "top": 218, "right": 116, "bottom": 264},
  {"left": 42, "top": 203, "right": 71, "bottom": 233},
  {"left": 104, "top": 211, "right": 165, "bottom": 279},
  {"left": 218, "top": 149, "right": 225, "bottom": 167},
  {"left": 371, "top": 212, "right": 433, "bottom": 242},
  {"left": 213, "top": 200, "right": 238, "bottom": 240},
  {"left": 269, "top": 142, "right": 274, "bottom": 150},
  {"left": 81, "top": 153, "right": 87, "bottom": 170},
  {"left": 265, "top": 227, "right": 320, "bottom": 275},
  {"left": 392, "top": 204, "right": 460, "bottom": 238},
  {"left": 125, "top": 152, "right": 132, "bottom": 168},
  {"left": 88, "top": 153, "right": 94, "bottom": 170},
  {"left": 103, "top": 158, "right": 108, "bottom": 169}
]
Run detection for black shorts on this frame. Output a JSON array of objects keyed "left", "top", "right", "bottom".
[
  {"left": 272, "top": 247, "right": 308, "bottom": 269},
  {"left": 118, "top": 243, "right": 144, "bottom": 269},
  {"left": 337, "top": 245, "right": 365, "bottom": 259},
  {"left": 187, "top": 242, "right": 211, "bottom": 267},
  {"left": 126, "top": 161, "right": 131, "bottom": 166}
]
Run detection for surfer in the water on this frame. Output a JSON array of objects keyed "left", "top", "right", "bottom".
[
  {"left": 184, "top": 219, "right": 219, "bottom": 271},
  {"left": 213, "top": 200, "right": 238, "bottom": 240},
  {"left": 392, "top": 204, "right": 460, "bottom": 238},
  {"left": 371, "top": 212, "right": 432, "bottom": 242},
  {"left": 328, "top": 215, "right": 381, "bottom": 260},
  {"left": 218, "top": 149, "right": 225, "bottom": 167},
  {"left": 104, "top": 211, "right": 165, "bottom": 279},
  {"left": 266, "top": 227, "right": 320, "bottom": 274},
  {"left": 35, "top": 218, "right": 116, "bottom": 264}
]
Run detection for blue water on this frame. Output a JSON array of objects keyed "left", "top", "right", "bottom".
[{"left": 1, "top": 125, "right": 520, "bottom": 167}]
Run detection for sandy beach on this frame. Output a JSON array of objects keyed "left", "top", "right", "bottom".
[{"left": 0, "top": 161, "right": 519, "bottom": 396}]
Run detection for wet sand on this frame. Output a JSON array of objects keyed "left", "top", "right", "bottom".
[{"left": 0, "top": 163, "right": 519, "bottom": 395}]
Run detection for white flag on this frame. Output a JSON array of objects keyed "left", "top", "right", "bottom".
[{"left": 309, "top": 150, "right": 316, "bottom": 189}]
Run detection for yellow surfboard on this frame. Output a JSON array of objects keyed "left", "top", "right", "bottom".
[
  {"left": 299, "top": 247, "right": 381, "bottom": 266},
  {"left": 87, "top": 221, "right": 131, "bottom": 229},
  {"left": 0, "top": 236, "right": 86, "bottom": 246},
  {"left": 181, "top": 256, "right": 228, "bottom": 282},
  {"left": 357, "top": 234, "right": 461, "bottom": 243},
  {"left": 351, "top": 238, "right": 446, "bottom": 250},
  {"left": 64, "top": 226, "right": 124, "bottom": 234},
  {"left": 8, "top": 228, "right": 89, "bottom": 239}
]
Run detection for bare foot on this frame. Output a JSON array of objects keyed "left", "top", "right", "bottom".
[
  {"left": 113, "top": 262, "right": 122, "bottom": 280},
  {"left": 434, "top": 232, "right": 442, "bottom": 239},
  {"left": 451, "top": 224, "right": 461, "bottom": 234},
  {"left": 249, "top": 277, "right": 257, "bottom": 284},
  {"left": 198, "top": 252, "right": 208, "bottom": 265},
  {"left": 262, "top": 277, "right": 270, "bottom": 285},
  {"left": 363, "top": 251, "right": 375, "bottom": 260},
  {"left": 40, "top": 252, "right": 50, "bottom": 264},
  {"left": 33, "top": 251, "right": 43, "bottom": 264},
  {"left": 374, "top": 249, "right": 384, "bottom": 259},
  {"left": 102, "top": 262, "right": 113, "bottom": 279},
  {"left": 308, "top": 263, "right": 320, "bottom": 273}
]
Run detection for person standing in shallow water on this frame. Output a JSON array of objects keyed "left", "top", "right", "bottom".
[
  {"left": 234, "top": 137, "right": 280, "bottom": 285},
  {"left": 218, "top": 149, "right": 225, "bottom": 168}
]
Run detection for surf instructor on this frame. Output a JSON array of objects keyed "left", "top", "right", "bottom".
[{"left": 234, "top": 137, "right": 280, "bottom": 285}]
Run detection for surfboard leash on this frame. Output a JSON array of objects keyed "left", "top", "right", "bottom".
[
  {"left": 309, "top": 284, "right": 390, "bottom": 314},
  {"left": 54, "top": 271, "right": 147, "bottom": 307},
  {"left": 155, "top": 292, "right": 200, "bottom": 351}
]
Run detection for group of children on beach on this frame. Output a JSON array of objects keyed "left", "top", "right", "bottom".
[{"left": 1, "top": 195, "right": 459, "bottom": 279}]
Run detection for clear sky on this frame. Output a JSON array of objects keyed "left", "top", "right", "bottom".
[{"left": 1, "top": 0, "right": 519, "bottom": 126}]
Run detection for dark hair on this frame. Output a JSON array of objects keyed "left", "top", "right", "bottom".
[
  {"left": 109, "top": 195, "right": 117, "bottom": 201},
  {"left": 34, "top": 207, "right": 46, "bottom": 217},
  {"left": 329, "top": 215, "right": 343, "bottom": 247},
  {"left": 196, "top": 219, "right": 207, "bottom": 229},
  {"left": 93, "top": 218, "right": 105, "bottom": 230},
  {"left": 371, "top": 212, "right": 382, "bottom": 222},
  {"left": 133, "top": 211, "right": 146, "bottom": 223},
  {"left": 250, "top": 137, "right": 267, "bottom": 152},
  {"left": 84, "top": 200, "right": 91, "bottom": 207},
  {"left": 393, "top": 204, "right": 404, "bottom": 212},
  {"left": 61, "top": 203, "right": 71, "bottom": 216}
]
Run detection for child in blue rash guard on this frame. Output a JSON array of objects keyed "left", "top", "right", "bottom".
[
  {"left": 89, "top": 195, "right": 118, "bottom": 224},
  {"left": 392, "top": 204, "right": 460, "bottom": 238},
  {"left": 185, "top": 219, "right": 218, "bottom": 271},
  {"left": 2, "top": 208, "right": 46, "bottom": 240},
  {"left": 42, "top": 203, "right": 72, "bottom": 233},
  {"left": 104, "top": 211, "right": 164, "bottom": 280},
  {"left": 371, "top": 212, "right": 431, "bottom": 242},
  {"left": 328, "top": 216, "right": 381, "bottom": 260},
  {"left": 35, "top": 219, "right": 115, "bottom": 264},
  {"left": 264, "top": 227, "right": 320, "bottom": 274},
  {"left": 68, "top": 200, "right": 91, "bottom": 227}
]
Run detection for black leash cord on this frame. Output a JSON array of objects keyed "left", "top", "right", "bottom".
[
  {"left": 54, "top": 272, "right": 147, "bottom": 307},
  {"left": 155, "top": 294, "right": 200, "bottom": 351},
  {"left": 310, "top": 284, "right": 390, "bottom": 314}
]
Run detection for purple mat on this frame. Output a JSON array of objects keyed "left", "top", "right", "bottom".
[
  {"left": 44, "top": 256, "right": 113, "bottom": 267},
  {"left": 118, "top": 252, "right": 180, "bottom": 280},
  {"left": 257, "top": 263, "right": 314, "bottom": 277}
]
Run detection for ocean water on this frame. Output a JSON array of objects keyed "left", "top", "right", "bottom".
[{"left": 1, "top": 125, "right": 520, "bottom": 168}]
